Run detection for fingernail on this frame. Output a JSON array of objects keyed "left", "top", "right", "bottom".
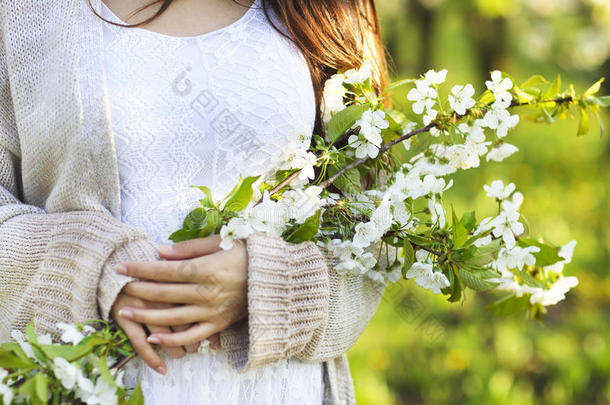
[
  {"left": 115, "top": 263, "right": 127, "bottom": 275},
  {"left": 147, "top": 336, "right": 161, "bottom": 345},
  {"left": 118, "top": 309, "right": 133, "bottom": 320},
  {"left": 156, "top": 245, "right": 174, "bottom": 255},
  {"left": 156, "top": 365, "right": 167, "bottom": 376}
]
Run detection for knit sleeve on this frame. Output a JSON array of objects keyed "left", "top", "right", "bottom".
[
  {"left": 219, "top": 232, "right": 386, "bottom": 371},
  {"left": 0, "top": 44, "right": 159, "bottom": 341}
]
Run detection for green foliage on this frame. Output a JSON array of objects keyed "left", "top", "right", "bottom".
[
  {"left": 0, "top": 320, "right": 142, "bottom": 404},
  {"left": 328, "top": 104, "right": 371, "bottom": 144},
  {"left": 284, "top": 210, "right": 321, "bottom": 243},
  {"left": 223, "top": 176, "right": 260, "bottom": 212}
]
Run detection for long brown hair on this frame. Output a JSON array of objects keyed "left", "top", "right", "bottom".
[{"left": 90, "top": 0, "right": 389, "bottom": 133}]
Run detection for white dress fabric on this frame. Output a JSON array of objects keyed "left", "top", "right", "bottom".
[{"left": 100, "top": 1, "right": 324, "bottom": 404}]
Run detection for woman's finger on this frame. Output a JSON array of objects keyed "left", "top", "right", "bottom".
[
  {"left": 116, "top": 257, "right": 210, "bottom": 283},
  {"left": 156, "top": 235, "right": 222, "bottom": 260},
  {"left": 123, "top": 281, "right": 203, "bottom": 304},
  {"left": 146, "top": 324, "right": 186, "bottom": 359},
  {"left": 118, "top": 305, "right": 207, "bottom": 326},
  {"left": 171, "top": 324, "right": 200, "bottom": 353},
  {"left": 116, "top": 316, "right": 167, "bottom": 375},
  {"left": 148, "top": 322, "right": 219, "bottom": 347}
]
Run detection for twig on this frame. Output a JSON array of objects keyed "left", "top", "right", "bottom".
[
  {"left": 319, "top": 122, "right": 436, "bottom": 189},
  {"left": 113, "top": 353, "right": 136, "bottom": 371},
  {"left": 412, "top": 243, "right": 442, "bottom": 257}
]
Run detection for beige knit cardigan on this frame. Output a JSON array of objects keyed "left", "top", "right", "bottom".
[{"left": 0, "top": 1, "right": 386, "bottom": 403}]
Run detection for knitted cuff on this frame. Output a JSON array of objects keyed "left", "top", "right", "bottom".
[
  {"left": 222, "top": 232, "right": 329, "bottom": 372},
  {"left": 97, "top": 236, "right": 160, "bottom": 321}
]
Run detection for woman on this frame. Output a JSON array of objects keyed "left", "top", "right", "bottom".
[{"left": 0, "top": 0, "right": 388, "bottom": 403}]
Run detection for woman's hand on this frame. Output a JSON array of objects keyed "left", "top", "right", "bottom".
[
  {"left": 111, "top": 291, "right": 186, "bottom": 375},
  {"left": 114, "top": 235, "right": 248, "bottom": 348}
]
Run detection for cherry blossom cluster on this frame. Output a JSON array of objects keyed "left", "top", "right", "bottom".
[{"left": 204, "top": 66, "right": 591, "bottom": 316}]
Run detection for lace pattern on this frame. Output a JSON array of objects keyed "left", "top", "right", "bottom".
[{"left": 101, "top": 1, "right": 324, "bottom": 403}]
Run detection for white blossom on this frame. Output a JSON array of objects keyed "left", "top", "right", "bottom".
[
  {"left": 77, "top": 376, "right": 117, "bottom": 405},
  {"left": 219, "top": 217, "right": 253, "bottom": 250},
  {"left": 348, "top": 134, "right": 380, "bottom": 159},
  {"left": 57, "top": 323, "right": 93, "bottom": 345},
  {"left": 423, "top": 69, "right": 448, "bottom": 86},
  {"left": 448, "top": 84, "right": 476, "bottom": 115},
  {"left": 487, "top": 143, "right": 519, "bottom": 162},
  {"left": 479, "top": 99, "right": 511, "bottom": 130},
  {"left": 321, "top": 73, "right": 347, "bottom": 124},
  {"left": 344, "top": 61, "right": 372, "bottom": 85},
  {"left": 429, "top": 199, "right": 446, "bottom": 228},
  {"left": 490, "top": 210, "right": 524, "bottom": 249},
  {"left": 297, "top": 152, "right": 318, "bottom": 181},
  {"left": 247, "top": 192, "right": 288, "bottom": 237},
  {"left": 10, "top": 330, "right": 35, "bottom": 359},
  {"left": 353, "top": 222, "right": 379, "bottom": 249},
  {"left": 484, "top": 180, "right": 516, "bottom": 200},
  {"left": 501, "top": 191, "right": 524, "bottom": 214},
  {"left": 54, "top": 357, "right": 80, "bottom": 390},
  {"left": 348, "top": 110, "right": 388, "bottom": 159},
  {"left": 496, "top": 112, "right": 520, "bottom": 138},
  {"left": 405, "top": 262, "right": 450, "bottom": 294},
  {"left": 283, "top": 186, "right": 323, "bottom": 224},
  {"left": 494, "top": 246, "right": 540, "bottom": 272},
  {"left": 391, "top": 200, "right": 413, "bottom": 227},
  {"left": 485, "top": 70, "right": 513, "bottom": 103},
  {"left": 529, "top": 277, "right": 579, "bottom": 306},
  {"left": 0, "top": 369, "right": 13, "bottom": 405},
  {"left": 370, "top": 202, "right": 393, "bottom": 234},
  {"left": 407, "top": 81, "right": 437, "bottom": 115},
  {"left": 545, "top": 240, "right": 577, "bottom": 274}
]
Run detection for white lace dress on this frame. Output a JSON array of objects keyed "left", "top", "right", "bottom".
[{"left": 100, "top": 1, "right": 324, "bottom": 403}]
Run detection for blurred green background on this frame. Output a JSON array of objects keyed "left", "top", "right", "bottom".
[{"left": 347, "top": 0, "right": 610, "bottom": 404}]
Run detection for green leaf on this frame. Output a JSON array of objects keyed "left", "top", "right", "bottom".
[
  {"left": 126, "top": 382, "right": 145, "bottom": 405},
  {"left": 182, "top": 207, "right": 207, "bottom": 231},
  {"left": 402, "top": 239, "right": 415, "bottom": 278},
  {"left": 25, "top": 322, "right": 38, "bottom": 344},
  {"left": 223, "top": 176, "right": 260, "bottom": 212},
  {"left": 520, "top": 74, "right": 549, "bottom": 89},
  {"left": 332, "top": 168, "right": 362, "bottom": 195},
  {"left": 98, "top": 356, "right": 117, "bottom": 388},
  {"left": 18, "top": 376, "right": 38, "bottom": 404},
  {"left": 191, "top": 185, "right": 215, "bottom": 208},
  {"left": 169, "top": 228, "right": 201, "bottom": 243},
  {"left": 460, "top": 212, "right": 477, "bottom": 232},
  {"left": 584, "top": 77, "right": 605, "bottom": 97},
  {"left": 478, "top": 90, "right": 495, "bottom": 105},
  {"left": 406, "top": 233, "right": 433, "bottom": 247},
  {"left": 327, "top": 104, "right": 370, "bottom": 144},
  {"left": 0, "top": 347, "right": 36, "bottom": 369},
  {"left": 488, "top": 295, "right": 530, "bottom": 317},
  {"left": 458, "top": 268, "right": 499, "bottom": 292},
  {"left": 447, "top": 269, "right": 463, "bottom": 303},
  {"left": 40, "top": 344, "right": 92, "bottom": 362},
  {"left": 577, "top": 108, "right": 590, "bottom": 136},
  {"left": 199, "top": 210, "right": 221, "bottom": 238},
  {"left": 518, "top": 238, "right": 563, "bottom": 267},
  {"left": 34, "top": 373, "right": 49, "bottom": 404},
  {"left": 542, "top": 74, "right": 561, "bottom": 100},
  {"left": 284, "top": 210, "right": 321, "bottom": 243},
  {"left": 463, "top": 239, "right": 502, "bottom": 267},
  {"left": 452, "top": 209, "right": 469, "bottom": 248}
]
